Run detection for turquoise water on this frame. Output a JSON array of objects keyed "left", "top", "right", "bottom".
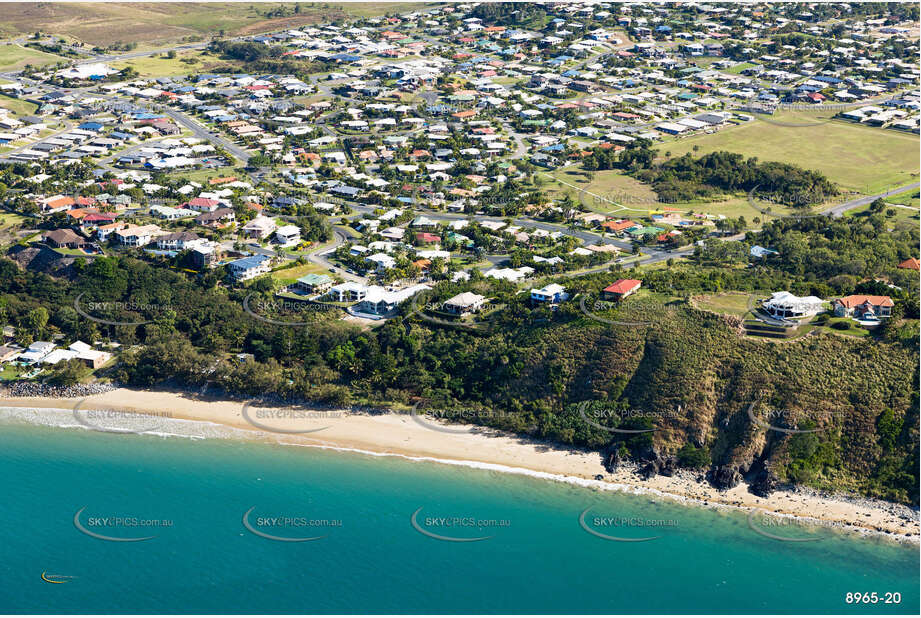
[{"left": 0, "top": 418, "right": 917, "bottom": 614}]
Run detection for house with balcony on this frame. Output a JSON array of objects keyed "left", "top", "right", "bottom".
[
  {"left": 833, "top": 295, "right": 893, "bottom": 320},
  {"left": 227, "top": 255, "right": 271, "bottom": 282},
  {"left": 530, "top": 283, "right": 568, "bottom": 305}
]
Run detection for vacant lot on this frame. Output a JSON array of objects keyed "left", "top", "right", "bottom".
[
  {"left": 0, "top": 3, "right": 434, "bottom": 46},
  {"left": 0, "top": 43, "right": 66, "bottom": 70},
  {"left": 693, "top": 292, "right": 755, "bottom": 318},
  {"left": 110, "top": 49, "right": 221, "bottom": 77},
  {"left": 271, "top": 262, "right": 332, "bottom": 286},
  {"left": 660, "top": 113, "right": 920, "bottom": 195},
  {"left": 541, "top": 167, "right": 800, "bottom": 225},
  {"left": 0, "top": 92, "right": 38, "bottom": 117}
]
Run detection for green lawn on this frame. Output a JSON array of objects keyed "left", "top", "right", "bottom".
[
  {"left": 0, "top": 364, "right": 25, "bottom": 381},
  {"left": 541, "top": 167, "right": 785, "bottom": 226},
  {"left": 845, "top": 200, "right": 920, "bottom": 231},
  {"left": 883, "top": 188, "right": 920, "bottom": 207},
  {"left": 110, "top": 49, "right": 219, "bottom": 77},
  {"left": 693, "top": 292, "right": 756, "bottom": 318},
  {"left": 660, "top": 113, "right": 920, "bottom": 195},
  {"left": 813, "top": 317, "right": 871, "bottom": 338},
  {"left": 0, "top": 212, "right": 29, "bottom": 227},
  {"left": 723, "top": 62, "right": 756, "bottom": 75},
  {"left": 0, "top": 43, "right": 67, "bottom": 70},
  {"left": 271, "top": 262, "right": 332, "bottom": 286},
  {"left": 0, "top": 93, "right": 38, "bottom": 118}
]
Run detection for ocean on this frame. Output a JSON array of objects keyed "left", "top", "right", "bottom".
[{"left": 0, "top": 407, "right": 917, "bottom": 614}]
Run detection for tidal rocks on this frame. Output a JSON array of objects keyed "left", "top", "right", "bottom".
[
  {"left": 749, "top": 467, "right": 779, "bottom": 497},
  {"left": 708, "top": 465, "right": 742, "bottom": 490}
]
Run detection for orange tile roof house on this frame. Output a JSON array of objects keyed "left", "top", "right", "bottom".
[
  {"left": 833, "top": 295, "right": 894, "bottom": 319},
  {"left": 897, "top": 257, "right": 919, "bottom": 271},
  {"left": 601, "top": 219, "right": 637, "bottom": 233},
  {"left": 602, "top": 279, "right": 642, "bottom": 301}
]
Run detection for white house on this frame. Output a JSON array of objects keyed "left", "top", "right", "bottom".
[
  {"left": 227, "top": 255, "right": 271, "bottom": 282},
  {"left": 242, "top": 215, "right": 277, "bottom": 239},
  {"left": 274, "top": 224, "right": 301, "bottom": 246},
  {"left": 762, "top": 291, "right": 824, "bottom": 320}
]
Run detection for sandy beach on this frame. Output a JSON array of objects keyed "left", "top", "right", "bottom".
[{"left": 1, "top": 387, "right": 917, "bottom": 540}]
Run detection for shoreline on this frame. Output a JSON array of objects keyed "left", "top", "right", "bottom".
[{"left": 1, "top": 387, "right": 917, "bottom": 542}]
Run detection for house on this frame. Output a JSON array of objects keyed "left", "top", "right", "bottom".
[
  {"left": 442, "top": 292, "right": 486, "bottom": 316},
  {"left": 17, "top": 341, "right": 56, "bottom": 364},
  {"left": 293, "top": 273, "right": 333, "bottom": 295},
  {"left": 897, "top": 257, "right": 919, "bottom": 271},
  {"left": 833, "top": 295, "right": 893, "bottom": 320},
  {"left": 355, "top": 284, "right": 430, "bottom": 316},
  {"left": 68, "top": 341, "right": 112, "bottom": 369},
  {"left": 96, "top": 222, "right": 129, "bottom": 242},
  {"left": 227, "top": 255, "right": 272, "bottom": 282},
  {"left": 156, "top": 231, "right": 200, "bottom": 250},
  {"left": 366, "top": 252, "right": 396, "bottom": 271},
  {"left": 41, "top": 195, "right": 76, "bottom": 214},
  {"left": 115, "top": 224, "right": 164, "bottom": 247},
  {"left": 601, "top": 219, "right": 637, "bottom": 234},
  {"left": 150, "top": 205, "right": 198, "bottom": 220},
  {"left": 602, "top": 279, "right": 642, "bottom": 301},
  {"left": 750, "top": 245, "right": 778, "bottom": 258},
  {"left": 195, "top": 207, "right": 235, "bottom": 228},
  {"left": 242, "top": 215, "right": 277, "bottom": 239},
  {"left": 42, "top": 229, "right": 87, "bottom": 249},
  {"left": 415, "top": 232, "right": 441, "bottom": 244},
  {"left": 275, "top": 224, "right": 301, "bottom": 246},
  {"left": 762, "top": 291, "right": 824, "bottom": 320},
  {"left": 530, "top": 283, "right": 568, "bottom": 305},
  {"left": 0, "top": 345, "right": 21, "bottom": 364},
  {"left": 328, "top": 282, "right": 368, "bottom": 302}
]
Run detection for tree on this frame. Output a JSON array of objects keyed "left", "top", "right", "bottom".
[
  {"left": 25, "top": 306, "right": 49, "bottom": 339},
  {"left": 46, "top": 358, "right": 92, "bottom": 387}
]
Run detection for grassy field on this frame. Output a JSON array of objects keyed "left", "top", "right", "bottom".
[
  {"left": 692, "top": 292, "right": 755, "bottom": 318},
  {"left": 660, "top": 113, "right": 920, "bottom": 195},
  {"left": 0, "top": 43, "right": 67, "bottom": 70},
  {"left": 0, "top": 3, "right": 436, "bottom": 46},
  {"left": 541, "top": 167, "right": 790, "bottom": 224},
  {"left": 845, "top": 199, "right": 920, "bottom": 231},
  {"left": 271, "top": 261, "right": 331, "bottom": 286},
  {"left": 883, "top": 187, "right": 921, "bottom": 207},
  {"left": 168, "top": 166, "right": 242, "bottom": 184},
  {"left": 110, "top": 49, "right": 221, "bottom": 77},
  {"left": 0, "top": 92, "right": 38, "bottom": 117}
]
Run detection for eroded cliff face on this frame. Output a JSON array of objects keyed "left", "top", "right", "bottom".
[{"left": 473, "top": 303, "right": 917, "bottom": 504}]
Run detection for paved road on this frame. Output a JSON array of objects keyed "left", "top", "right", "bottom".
[
  {"left": 306, "top": 229, "right": 366, "bottom": 283},
  {"left": 823, "top": 183, "right": 920, "bottom": 217},
  {"left": 159, "top": 108, "right": 251, "bottom": 164}
]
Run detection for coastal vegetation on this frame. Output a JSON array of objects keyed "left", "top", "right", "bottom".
[{"left": 1, "top": 214, "right": 917, "bottom": 505}]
